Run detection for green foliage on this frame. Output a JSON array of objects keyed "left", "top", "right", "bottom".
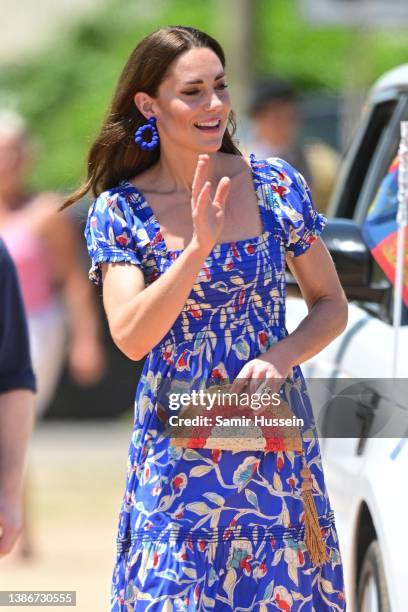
[
  {"left": 0, "top": 0, "right": 406, "bottom": 191},
  {"left": 255, "top": 0, "right": 408, "bottom": 91},
  {"left": 0, "top": 0, "right": 216, "bottom": 191}
]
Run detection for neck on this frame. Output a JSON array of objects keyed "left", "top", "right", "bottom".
[{"left": 154, "top": 143, "right": 221, "bottom": 194}]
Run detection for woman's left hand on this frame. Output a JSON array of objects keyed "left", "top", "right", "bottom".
[{"left": 229, "top": 346, "right": 294, "bottom": 399}]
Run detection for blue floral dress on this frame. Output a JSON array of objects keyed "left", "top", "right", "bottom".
[{"left": 84, "top": 155, "right": 347, "bottom": 611}]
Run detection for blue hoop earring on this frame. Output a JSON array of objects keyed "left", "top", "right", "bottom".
[{"left": 134, "top": 117, "right": 159, "bottom": 150}]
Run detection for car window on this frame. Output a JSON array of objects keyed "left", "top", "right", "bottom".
[
  {"left": 329, "top": 98, "right": 399, "bottom": 219},
  {"left": 357, "top": 97, "right": 408, "bottom": 326},
  {"left": 355, "top": 95, "right": 408, "bottom": 223}
]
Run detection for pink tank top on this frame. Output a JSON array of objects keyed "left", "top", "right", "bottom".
[{"left": 1, "top": 215, "right": 56, "bottom": 315}]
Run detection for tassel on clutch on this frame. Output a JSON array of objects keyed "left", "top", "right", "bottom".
[{"left": 300, "top": 457, "right": 330, "bottom": 565}]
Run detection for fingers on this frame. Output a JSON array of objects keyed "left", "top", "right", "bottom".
[
  {"left": 230, "top": 375, "right": 279, "bottom": 398},
  {"left": 230, "top": 376, "right": 249, "bottom": 396},
  {"left": 192, "top": 154, "right": 210, "bottom": 208},
  {"left": 257, "top": 377, "right": 284, "bottom": 398},
  {"left": 213, "top": 176, "right": 231, "bottom": 209},
  {"left": 247, "top": 373, "right": 265, "bottom": 398},
  {"left": 195, "top": 181, "right": 212, "bottom": 217},
  {"left": 257, "top": 379, "right": 274, "bottom": 397},
  {"left": 192, "top": 156, "right": 231, "bottom": 214}
]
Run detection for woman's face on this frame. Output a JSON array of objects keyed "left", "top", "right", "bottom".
[{"left": 138, "top": 47, "right": 231, "bottom": 154}]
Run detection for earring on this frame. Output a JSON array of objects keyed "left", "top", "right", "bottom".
[{"left": 134, "top": 117, "right": 159, "bottom": 150}]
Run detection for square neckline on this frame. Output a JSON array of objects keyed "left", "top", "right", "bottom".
[{"left": 120, "top": 153, "right": 270, "bottom": 258}]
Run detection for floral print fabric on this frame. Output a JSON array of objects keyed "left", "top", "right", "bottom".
[{"left": 84, "top": 155, "right": 346, "bottom": 610}]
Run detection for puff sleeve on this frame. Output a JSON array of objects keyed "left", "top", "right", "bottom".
[
  {"left": 84, "top": 189, "right": 146, "bottom": 285},
  {"left": 267, "top": 157, "right": 327, "bottom": 257}
]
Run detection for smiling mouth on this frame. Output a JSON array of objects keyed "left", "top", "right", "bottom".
[{"left": 194, "top": 119, "right": 221, "bottom": 132}]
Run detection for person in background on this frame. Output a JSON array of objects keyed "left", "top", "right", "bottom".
[
  {"left": 246, "top": 77, "right": 340, "bottom": 214},
  {"left": 0, "top": 109, "right": 106, "bottom": 558},
  {"left": 247, "top": 78, "right": 313, "bottom": 185},
  {"left": 0, "top": 239, "right": 36, "bottom": 559}
]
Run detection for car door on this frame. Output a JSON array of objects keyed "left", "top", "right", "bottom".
[
  {"left": 295, "top": 90, "right": 408, "bottom": 610},
  {"left": 329, "top": 92, "right": 408, "bottom": 382}
]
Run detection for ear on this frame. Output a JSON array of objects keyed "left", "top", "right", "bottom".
[{"left": 133, "top": 92, "right": 156, "bottom": 119}]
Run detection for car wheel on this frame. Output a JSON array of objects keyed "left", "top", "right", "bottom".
[{"left": 357, "top": 540, "right": 391, "bottom": 612}]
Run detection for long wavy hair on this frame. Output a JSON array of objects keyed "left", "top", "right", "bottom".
[{"left": 60, "top": 26, "right": 242, "bottom": 211}]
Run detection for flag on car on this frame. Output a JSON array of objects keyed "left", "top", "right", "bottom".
[{"left": 361, "top": 155, "right": 408, "bottom": 307}]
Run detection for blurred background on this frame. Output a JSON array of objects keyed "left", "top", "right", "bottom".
[
  {"left": 0, "top": 0, "right": 407, "bottom": 610},
  {"left": 1, "top": 0, "right": 407, "bottom": 421}
]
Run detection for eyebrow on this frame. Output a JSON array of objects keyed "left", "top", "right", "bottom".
[{"left": 182, "top": 72, "right": 225, "bottom": 85}]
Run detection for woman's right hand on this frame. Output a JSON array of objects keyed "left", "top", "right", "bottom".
[{"left": 189, "top": 154, "right": 231, "bottom": 254}]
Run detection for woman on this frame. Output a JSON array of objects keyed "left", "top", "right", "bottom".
[
  {"left": 0, "top": 110, "right": 106, "bottom": 557},
  {"left": 62, "top": 26, "right": 348, "bottom": 611}
]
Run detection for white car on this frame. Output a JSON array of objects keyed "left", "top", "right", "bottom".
[{"left": 286, "top": 64, "right": 408, "bottom": 612}]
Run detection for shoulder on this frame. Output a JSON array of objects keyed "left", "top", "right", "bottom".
[
  {"left": 254, "top": 157, "right": 327, "bottom": 256},
  {"left": 209, "top": 153, "right": 256, "bottom": 198},
  {"left": 84, "top": 183, "right": 150, "bottom": 250},
  {"left": 215, "top": 152, "right": 303, "bottom": 183},
  {"left": 92, "top": 182, "right": 136, "bottom": 210},
  {"left": 268, "top": 157, "right": 309, "bottom": 191},
  {"left": 216, "top": 151, "right": 252, "bottom": 178},
  {"left": 87, "top": 183, "right": 143, "bottom": 228},
  {"left": 252, "top": 155, "right": 308, "bottom": 189},
  {"left": 25, "top": 191, "right": 64, "bottom": 226},
  {"left": 125, "top": 163, "right": 160, "bottom": 193}
]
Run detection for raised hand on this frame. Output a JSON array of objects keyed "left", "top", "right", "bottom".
[{"left": 189, "top": 154, "right": 231, "bottom": 254}]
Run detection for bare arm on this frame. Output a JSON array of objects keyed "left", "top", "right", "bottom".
[
  {"left": 39, "top": 195, "right": 105, "bottom": 384},
  {"left": 49, "top": 212, "right": 101, "bottom": 342},
  {"left": 0, "top": 390, "right": 35, "bottom": 556},
  {"left": 103, "top": 242, "right": 211, "bottom": 360},
  {"left": 230, "top": 237, "right": 348, "bottom": 395},
  {"left": 0, "top": 390, "right": 34, "bottom": 500},
  {"left": 102, "top": 155, "right": 231, "bottom": 361},
  {"left": 269, "top": 238, "right": 348, "bottom": 369}
]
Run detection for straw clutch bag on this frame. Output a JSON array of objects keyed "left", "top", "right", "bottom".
[{"left": 164, "top": 382, "right": 303, "bottom": 452}]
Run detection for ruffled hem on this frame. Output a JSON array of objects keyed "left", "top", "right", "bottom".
[
  {"left": 116, "top": 511, "right": 336, "bottom": 551},
  {"left": 286, "top": 211, "right": 328, "bottom": 258},
  {"left": 110, "top": 514, "right": 346, "bottom": 611},
  {"left": 88, "top": 246, "right": 143, "bottom": 285}
]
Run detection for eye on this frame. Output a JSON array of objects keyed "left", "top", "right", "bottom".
[{"left": 182, "top": 83, "right": 229, "bottom": 96}]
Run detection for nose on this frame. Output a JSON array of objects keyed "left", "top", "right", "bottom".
[{"left": 204, "top": 90, "right": 224, "bottom": 112}]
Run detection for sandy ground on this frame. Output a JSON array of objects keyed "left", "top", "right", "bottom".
[{"left": 0, "top": 419, "right": 133, "bottom": 611}]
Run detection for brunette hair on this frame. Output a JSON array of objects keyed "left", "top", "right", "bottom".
[{"left": 60, "top": 25, "right": 241, "bottom": 211}]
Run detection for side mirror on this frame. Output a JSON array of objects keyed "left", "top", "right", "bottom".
[
  {"left": 287, "top": 219, "right": 390, "bottom": 303},
  {"left": 323, "top": 218, "right": 371, "bottom": 285}
]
